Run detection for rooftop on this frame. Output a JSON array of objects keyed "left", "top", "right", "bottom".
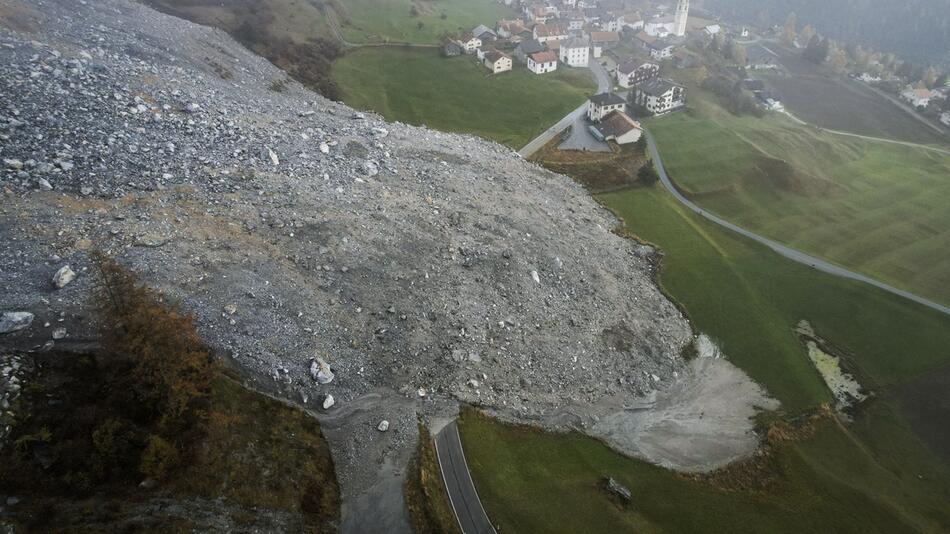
[
  {"left": 597, "top": 111, "right": 642, "bottom": 138},
  {"left": 485, "top": 50, "right": 510, "bottom": 63},
  {"left": 590, "top": 92, "right": 626, "bottom": 106},
  {"left": 530, "top": 51, "right": 558, "bottom": 63},
  {"left": 638, "top": 78, "right": 681, "bottom": 96}
]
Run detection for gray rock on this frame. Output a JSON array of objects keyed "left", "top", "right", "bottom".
[
  {"left": 52, "top": 327, "right": 67, "bottom": 340},
  {"left": 0, "top": 312, "right": 34, "bottom": 334},
  {"left": 37, "top": 178, "right": 53, "bottom": 190},
  {"left": 52, "top": 265, "right": 76, "bottom": 288},
  {"left": 322, "top": 394, "right": 335, "bottom": 409},
  {"left": 361, "top": 160, "right": 379, "bottom": 177},
  {"left": 310, "top": 357, "right": 334, "bottom": 384},
  {"left": 377, "top": 420, "right": 389, "bottom": 432},
  {"left": 603, "top": 477, "right": 632, "bottom": 503},
  {"left": 3, "top": 159, "right": 23, "bottom": 170}
]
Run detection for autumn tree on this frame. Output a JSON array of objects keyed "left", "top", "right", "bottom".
[
  {"left": 799, "top": 24, "right": 815, "bottom": 46},
  {"left": 782, "top": 12, "right": 797, "bottom": 45}
]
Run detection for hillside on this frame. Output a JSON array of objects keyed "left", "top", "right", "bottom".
[
  {"left": 0, "top": 0, "right": 707, "bottom": 530},
  {"left": 701, "top": 0, "right": 950, "bottom": 65}
]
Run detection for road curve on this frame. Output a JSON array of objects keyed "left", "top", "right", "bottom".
[
  {"left": 645, "top": 132, "right": 950, "bottom": 316},
  {"left": 518, "top": 59, "right": 611, "bottom": 157},
  {"left": 434, "top": 421, "right": 496, "bottom": 534}
]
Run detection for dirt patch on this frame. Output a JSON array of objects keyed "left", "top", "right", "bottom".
[
  {"left": 588, "top": 335, "right": 780, "bottom": 472},
  {"left": 533, "top": 141, "right": 651, "bottom": 194}
]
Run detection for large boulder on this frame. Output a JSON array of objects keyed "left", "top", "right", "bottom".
[
  {"left": 52, "top": 265, "right": 76, "bottom": 289},
  {"left": 0, "top": 312, "right": 34, "bottom": 334}
]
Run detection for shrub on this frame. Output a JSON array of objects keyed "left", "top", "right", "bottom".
[
  {"left": 140, "top": 434, "right": 180, "bottom": 480},
  {"left": 92, "top": 251, "right": 216, "bottom": 435},
  {"left": 638, "top": 164, "right": 660, "bottom": 186}
]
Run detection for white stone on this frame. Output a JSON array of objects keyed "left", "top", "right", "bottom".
[
  {"left": 52, "top": 265, "right": 76, "bottom": 288},
  {"left": 377, "top": 420, "right": 390, "bottom": 432},
  {"left": 322, "top": 394, "right": 335, "bottom": 409}
]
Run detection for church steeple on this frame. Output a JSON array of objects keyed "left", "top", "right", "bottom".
[{"left": 673, "top": 0, "right": 689, "bottom": 37}]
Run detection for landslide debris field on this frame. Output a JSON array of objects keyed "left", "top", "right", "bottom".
[{"left": 0, "top": 0, "right": 777, "bottom": 529}]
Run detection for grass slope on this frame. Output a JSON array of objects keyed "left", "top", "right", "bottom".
[
  {"left": 458, "top": 184, "right": 950, "bottom": 533},
  {"left": 460, "top": 404, "right": 950, "bottom": 534},
  {"left": 333, "top": 47, "right": 595, "bottom": 148},
  {"left": 337, "top": 0, "right": 513, "bottom": 44},
  {"left": 647, "top": 68, "right": 950, "bottom": 304}
]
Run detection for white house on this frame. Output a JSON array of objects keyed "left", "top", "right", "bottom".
[
  {"left": 588, "top": 92, "right": 626, "bottom": 121},
  {"left": 456, "top": 33, "right": 482, "bottom": 54},
  {"left": 633, "top": 79, "right": 685, "bottom": 115},
  {"left": 622, "top": 13, "right": 645, "bottom": 31},
  {"left": 649, "top": 41, "right": 676, "bottom": 60},
  {"left": 534, "top": 23, "right": 569, "bottom": 43},
  {"left": 593, "top": 110, "right": 643, "bottom": 144},
  {"left": 483, "top": 50, "right": 513, "bottom": 74},
  {"left": 644, "top": 16, "right": 674, "bottom": 37},
  {"left": 703, "top": 24, "right": 721, "bottom": 36},
  {"left": 616, "top": 59, "right": 660, "bottom": 88},
  {"left": 901, "top": 87, "right": 932, "bottom": 108},
  {"left": 527, "top": 51, "right": 559, "bottom": 74},
  {"left": 559, "top": 37, "right": 590, "bottom": 67}
]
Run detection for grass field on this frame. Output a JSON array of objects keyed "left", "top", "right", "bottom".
[
  {"left": 336, "top": 0, "right": 514, "bottom": 44},
  {"left": 458, "top": 183, "right": 950, "bottom": 533},
  {"left": 647, "top": 68, "right": 950, "bottom": 305},
  {"left": 757, "top": 46, "right": 947, "bottom": 145},
  {"left": 333, "top": 47, "right": 596, "bottom": 148}
]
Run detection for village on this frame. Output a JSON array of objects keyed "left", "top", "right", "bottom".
[
  {"left": 433, "top": 0, "right": 949, "bottom": 150},
  {"left": 437, "top": 0, "right": 790, "bottom": 148}
]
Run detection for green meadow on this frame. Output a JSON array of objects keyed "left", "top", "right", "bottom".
[
  {"left": 646, "top": 68, "right": 950, "bottom": 305},
  {"left": 332, "top": 47, "right": 596, "bottom": 148}
]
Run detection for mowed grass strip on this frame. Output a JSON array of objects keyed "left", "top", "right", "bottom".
[
  {"left": 332, "top": 47, "right": 595, "bottom": 148},
  {"left": 647, "top": 69, "right": 950, "bottom": 304},
  {"left": 459, "top": 184, "right": 950, "bottom": 533},
  {"left": 338, "top": 0, "right": 514, "bottom": 44}
]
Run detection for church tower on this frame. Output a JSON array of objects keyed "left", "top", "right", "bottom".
[{"left": 673, "top": 0, "right": 689, "bottom": 37}]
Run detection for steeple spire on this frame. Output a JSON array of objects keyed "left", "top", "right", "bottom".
[{"left": 673, "top": 0, "right": 689, "bottom": 37}]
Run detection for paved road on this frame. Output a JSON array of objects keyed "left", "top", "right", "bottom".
[
  {"left": 646, "top": 132, "right": 950, "bottom": 316},
  {"left": 434, "top": 421, "right": 496, "bottom": 534},
  {"left": 518, "top": 58, "right": 612, "bottom": 157}
]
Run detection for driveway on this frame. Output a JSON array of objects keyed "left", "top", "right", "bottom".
[{"left": 519, "top": 57, "right": 613, "bottom": 157}]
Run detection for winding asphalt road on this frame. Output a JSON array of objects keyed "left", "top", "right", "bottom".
[
  {"left": 434, "top": 421, "right": 496, "bottom": 534},
  {"left": 645, "top": 132, "right": 950, "bottom": 316},
  {"left": 518, "top": 59, "right": 611, "bottom": 157}
]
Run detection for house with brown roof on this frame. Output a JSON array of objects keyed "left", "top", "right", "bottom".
[
  {"left": 590, "top": 31, "right": 620, "bottom": 58},
  {"left": 483, "top": 50, "right": 513, "bottom": 74},
  {"left": 527, "top": 50, "right": 558, "bottom": 74},
  {"left": 593, "top": 111, "right": 643, "bottom": 144},
  {"left": 456, "top": 32, "right": 482, "bottom": 54},
  {"left": 534, "top": 23, "right": 569, "bottom": 43}
]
